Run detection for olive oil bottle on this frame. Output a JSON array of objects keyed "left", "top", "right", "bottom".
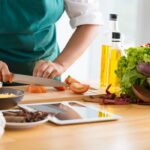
[
  {"left": 107, "top": 32, "right": 122, "bottom": 92},
  {"left": 100, "top": 14, "right": 119, "bottom": 88}
]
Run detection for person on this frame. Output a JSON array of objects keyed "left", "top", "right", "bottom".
[{"left": 0, "top": 0, "right": 103, "bottom": 84}]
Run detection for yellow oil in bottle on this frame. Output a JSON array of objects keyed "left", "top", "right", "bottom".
[
  {"left": 100, "top": 45, "right": 109, "bottom": 88},
  {"left": 107, "top": 32, "right": 122, "bottom": 93},
  {"left": 107, "top": 47, "right": 121, "bottom": 92},
  {"left": 100, "top": 14, "right": 119, "bottom": 89}
]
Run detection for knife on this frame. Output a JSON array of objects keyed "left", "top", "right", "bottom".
[{"left": 12, "top": 74, "right": 66, "bottom": 87}]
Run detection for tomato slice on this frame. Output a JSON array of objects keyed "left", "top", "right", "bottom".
[
  {"left": 27, "top": 85, "right": 47, "bottom": 93},
  {"left": 54, "top": 86, "right": 67, "bottom": 91},
  {"left": 70, "top": 83, "right": 90, "bottom": 94},
  {"left": 65, "top": 75, "right": 80, "bottom": 85}
]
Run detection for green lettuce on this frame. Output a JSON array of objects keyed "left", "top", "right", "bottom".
[{"left": 115, "top": 46, "right": 150, "bottom": 98}]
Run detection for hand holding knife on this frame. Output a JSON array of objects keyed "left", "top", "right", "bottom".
[
  {"left": 0, "top": 60, "right": 66, "bottom": 87},
  {"left": 1, "top": 73, "right": 66, "bottom": 87}
]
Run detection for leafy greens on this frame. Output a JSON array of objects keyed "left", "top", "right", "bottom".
[{"left": 115, "top": 46, "right": 150, "bottom": 99}]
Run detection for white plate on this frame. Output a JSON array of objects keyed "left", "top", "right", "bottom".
[{"left": 5, "top": 116, "right": 49, "bottom": 129}]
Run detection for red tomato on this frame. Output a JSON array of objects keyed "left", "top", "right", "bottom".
[
  {"left": 54, "top": 86, "right": 67, "bottom": 91},
  {"left": 65, "top": 75, "right": 80, "bottom": 85},
  {"left": 70, "top": 83, "right": 90, "bottom": 94},
  {"left": 27, "top": 85, "right": 47, "bottom": 93}
]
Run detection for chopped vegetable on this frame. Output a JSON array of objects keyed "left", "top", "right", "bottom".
[
  {"left": 65, "top": 75, "right": 80, "bottom": 85},
  {"left": 115, "top": 45, "right": 150, "bottom": 99},
  {"left": 70, "top": 83, "right": 90, "bottom": 94},
  {"left": 27, "top": 85, "right": 47, "bottom": 93},
  {"left": 54, "top": 86, "right": 67, "bottom": 91}
]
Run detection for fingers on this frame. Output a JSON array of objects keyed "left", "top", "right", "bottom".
[
  {"left": 43, "top": 66, "right": 54, "bottom": 78},
  {"left": 33, "top": 60, "right": 45, "bottom": 76},
  {"left": 33, "top": 60, "right": 63, "bottom": 79},
  {"left": 0, "top": 61, "right": 11, "bottom": 82},
  {"left": 33, "top": 61, "right": 54, "bottom": 78},
  {"left": 48, "top": 70, "right": 60, "bottom": 79},
  {"left": 37, "top": 62, "right": 49, "bottom": 77},
  {"left": 39, "top": 62, "right": 59, "bottom": 79}
]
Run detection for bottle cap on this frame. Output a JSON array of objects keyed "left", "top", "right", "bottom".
[
  {"left": 112, "top": 32, "right": 121, "bottom": 39},
  {"left": 110, "top": 14, "right": 118, "bottom": 21}
]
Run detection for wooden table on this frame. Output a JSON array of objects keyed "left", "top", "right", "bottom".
[{"left": 0, "top": 102, "right": 150, "bottom": 150}]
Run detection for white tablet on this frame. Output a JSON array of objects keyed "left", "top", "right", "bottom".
[{"left": 19, "top": 101, "right": 121, "bottom": 125}]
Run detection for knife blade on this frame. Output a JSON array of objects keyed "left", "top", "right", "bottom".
[{"left": 12, "top": 74, "right": 66, "bottom": 87}]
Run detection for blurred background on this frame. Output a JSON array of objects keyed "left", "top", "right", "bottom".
[{"left": 57, "top": 0, "right": 150, "bottom": 85}]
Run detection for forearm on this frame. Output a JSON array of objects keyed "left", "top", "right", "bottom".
[
  {"left": 33, "top": 25, "right": 99, "bottom": 78},
  {"left": 54, "top": 25, "right": 99, "bottom": 70}
]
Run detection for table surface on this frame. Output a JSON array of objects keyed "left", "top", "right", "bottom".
[{"left": 0, "top": 102, "right": 150, "bottom": 150}]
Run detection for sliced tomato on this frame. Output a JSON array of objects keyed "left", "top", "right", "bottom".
[
  {"left": 27, "top": 85, "right": 47, "bottom": 93},
  {"left": 70, "top": 83, "right": 90, "bottom": 94},
  {"left": 65, "top": 75, "right": 80, "bottom": 85},
  {"left": 54, "top": 86, "right": 67, "bottom": 91}
]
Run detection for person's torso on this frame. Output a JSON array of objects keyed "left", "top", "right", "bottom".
[{"left": 0, "top": 0, "right": 64, "bottom": 75}]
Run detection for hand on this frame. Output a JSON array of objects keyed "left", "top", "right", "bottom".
[
  {"left": 33, "top": 60, "right": 66, "bottom": 79},
  {"left": 0, "top": 61, "right": 12, "bottom": 82}
]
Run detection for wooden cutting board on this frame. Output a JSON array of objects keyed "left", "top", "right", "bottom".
[{"left": 10, "top": 86, "right": 105, "bottom": 104}]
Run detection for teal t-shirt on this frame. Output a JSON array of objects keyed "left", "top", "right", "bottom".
[{"left": 0, "top": 0, "right": 64, "bottom": 75}]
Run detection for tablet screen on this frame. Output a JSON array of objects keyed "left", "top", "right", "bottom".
[{"left": 28, "top": 102, "right": 111, "bottom": 121}]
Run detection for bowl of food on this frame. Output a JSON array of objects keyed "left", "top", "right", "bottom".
[{"left": 0, "top": 88, "right": 24, "bottom": 110}]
